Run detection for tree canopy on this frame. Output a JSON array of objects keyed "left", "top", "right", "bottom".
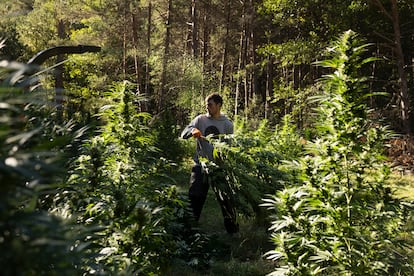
[{"left": 1, "top": 0, "right": 413, "bottom": 132}]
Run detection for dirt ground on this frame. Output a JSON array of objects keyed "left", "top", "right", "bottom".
[{"left": 387, "top": 135, "right": 414, "bottom": 174}]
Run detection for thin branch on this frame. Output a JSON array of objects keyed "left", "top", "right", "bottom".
[
  {"left": 373, "top": 31, "right": 395, "bottom": 44},
  {"left": 369, "top": 0, "right": 393, "bottom": 21}
]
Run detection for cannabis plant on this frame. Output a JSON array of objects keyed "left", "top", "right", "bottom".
[
  {"left": 0, "top": 42, "right": 92, "bottom": 275},
  {"left": 202, "top": 117, "right": 303, "bottom": 225},
  {"left": 57, "top": 81, "right": 207, "bottom": 274},
  {"left": 263, "top": 30, "right": 413, "bottom": 275}
]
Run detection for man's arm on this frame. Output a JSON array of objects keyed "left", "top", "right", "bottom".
[
  {"left": 181, "top": 116, "right": 202, "bottom": 139},
  {"left": 181, "top": 125, "right": 195, "bottom": 139}
]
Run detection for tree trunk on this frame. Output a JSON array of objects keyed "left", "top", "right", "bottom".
[
  {"left": 219, "top": 1, "right": 231, "bottom": 93},
  {"left": 242, "top": 1, "right": 249, "bottom": 113},
  {"left": 159, "top": 0, "right": 172, "bottom": 112},
  {"left": 247, "top": 0, "right": 256, "bottom": 108},
  {"left": 122, "top": 0, "right": 128, "bottom": 79},
  {"left": 145, "top": 0, "right": 152, "bottom": 102},
  {"left": 235, "top": 1, "right": 246, "bottom": 116},
  {"left": 265, "top": 56, "right": 273, "bottom": 120},
  {"left": 371, "top": 0, "right": 411, "bottom": 133},
  {"left": 186, "top": 2, "right": 192, "bottom": 54},
  {"left": 131, "top": 10, "right": 141, "bottom": 93},
  {"left": 55, "top": 19, "right": 65, "bottom": 122},
  {"left": 202, "top": 0, "right": 211, "bottom": 95},
  {"left": 391, "top": 0, "right": 410, "bottom": 133},
  {"left": 191, "top": 0, "right": 198, "bottom": 58}
]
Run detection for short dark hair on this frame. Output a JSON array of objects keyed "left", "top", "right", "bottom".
[{"left": 205, "top": 93, "right": 223, "bottom": 105}]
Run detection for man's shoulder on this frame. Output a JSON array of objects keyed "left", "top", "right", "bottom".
[
  {"left": 220, "top": 114, "right": 233, "bottom": 123},
  {"left": 196, "top": 114, "right": 232, "bottom": 124},
  {"left": 194, "top": 114, "right": 208, "bottom": 121}
]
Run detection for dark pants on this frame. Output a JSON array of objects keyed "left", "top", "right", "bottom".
[{"left": 188, "top": 164, "right": 239, "bottom": 234}]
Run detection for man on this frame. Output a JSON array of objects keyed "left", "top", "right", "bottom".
[{"left": 181, "top": 93, "right": 239, "bottom": 234}]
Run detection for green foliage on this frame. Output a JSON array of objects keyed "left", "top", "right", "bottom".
[
  {"left": 0, "top": 44, "right": 93, "bottom": 275},
  {"left": 0, "top": 25, "right": 27, "bottom": 61},
  {"left": 270, "top": 115, "right": 307, "bottom": 161},
  {"left": 169, "top": 56, "right": 205, "bottom": 117},
  {"left": 63, "top": 54, "right": 106, "bottom": 124},
  {"left": 152, "top": 109, "right": 188, "bottom": 163},
  {"left": 200, "top": 117, "right": 305, "bottom": 225},
  {"left": 16, "top": 0, "right": 57, "bottom": 52},
  {"left": 3, "top": 0, "right": 414, "bottom": 273},
  {"left": 56, "top": 81, "right": 209, "bottom": 274},
  {"left": 259, "top": 39, "right": 319, "bottom": 67},
  {"left": 270, "top": 82, "right": 318, "bottom": 127},
  {"left": 263, "top": 30, "right": 414, "bottom": 275}
]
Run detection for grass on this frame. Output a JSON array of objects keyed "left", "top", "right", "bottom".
[
  {"left": 167, "top": 190, "right": 276, "bottom": 275},
  {"left": 389, "top": 172, "right": 414, "bottom": 275},
  {"left": 168, "top": 161, "right": 276, "bottom": 276},
  {"left": 389, "top": 172, "right": 414, "bottom": 200}
]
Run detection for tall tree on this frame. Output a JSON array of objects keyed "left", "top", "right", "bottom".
[
  {"left": 201, "top": 0, "right": 210, "bottom": 67},
  {"left": 369, "top": 0, "right": 411, "bottom": 133},
  {"left": 219, "top": 0, "right": 231, "bottom": 93},
  {"left": 189, "top": 0, "right": 199, "bottom": 58},
  {"left": 201, "top": 0, "right": 210, "bottom": 95},
  {"left": 145, "top": 0, "right": 152, "bottom": 101},
  {"left": 131, "top": 6, "right": 141, "bottom": 94},
  {"left": 158, "top": 0, "right": 172, "bottom": 112},
  {"left": 234, "top": 0, "right": 246, "bottom": 116}
]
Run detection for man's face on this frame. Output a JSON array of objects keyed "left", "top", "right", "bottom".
[{"left": 206, "top": 99, "right": 220, "bottom": 117}]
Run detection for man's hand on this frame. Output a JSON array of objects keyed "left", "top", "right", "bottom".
[{"left": 192, "top": 128, "right": 202, "bottom": 138}]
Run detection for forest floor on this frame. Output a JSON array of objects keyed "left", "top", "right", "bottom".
[
  {"left": 167, "top": 136, "right": 414, "bottom": 276},
  {"left": 387, "top": 135, "right": 414, "bottom": 174},
  {"left": 387, "top": 135, "right": 414, "bottom": 199},
  {"left": 167, "top": 161, "right": 276, "bottom": 276}
]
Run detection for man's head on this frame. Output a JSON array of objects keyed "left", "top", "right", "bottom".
[{"left": 205, "top": 93, "right": 223, "bottom": 118}]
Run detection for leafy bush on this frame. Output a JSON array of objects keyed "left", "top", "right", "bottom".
[
  {"left": 263, "top": 30, "right": 414, "bottom": 275},
  {"left": 151, "top": 108, "right": 189, "bottom": 164},
  {"left": 0, "top": 42, "right": 92, "bottom": 275}
]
